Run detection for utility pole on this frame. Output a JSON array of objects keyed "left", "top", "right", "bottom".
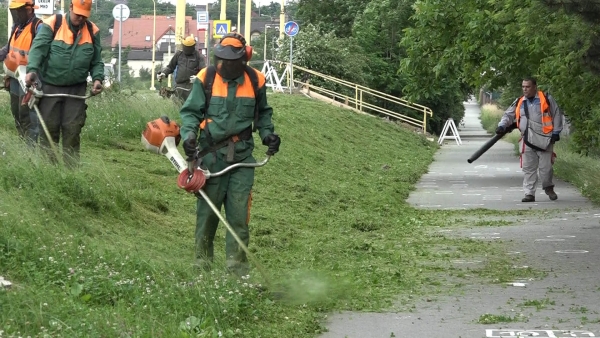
[
  {"left": 7, "top": 0, "right": 13, "bottom": 41},
  {"left": 220, "top": 0, "right": 226, "bottom": 20},
  {"left": 150, "top": 0, "right": 156, "bottom": 90},
  {"left": 118, "top": 5, "right": 122, "bottom": 81},
  {"left": 279, "top": 0, "right": 285, "bottom": 40},
  {"left": 175, "top": 0, "right": 186, "bottom": 51},
  {"left": 244, "top": 0, "right": 251, "bottom": 43}
]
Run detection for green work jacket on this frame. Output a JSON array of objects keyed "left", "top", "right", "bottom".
[
  {"left": 27, "top": 13, "right": 104, "bottom": 86},
  {"left": 179, "top": 67, "right": 275, "bottom": 163}
]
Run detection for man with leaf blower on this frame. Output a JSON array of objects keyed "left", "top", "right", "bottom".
[
  {"left": 25, "top": 0, "right": 104, "bottom": 168},
  {"left": 0, "top": 0, "right": 42, "bottom": 145},
  {"left": 178, "top": 32, "right": 280, "bottom": 277},
  {"left": 496, "top": 77, "right": 564, "bottom": 202}
]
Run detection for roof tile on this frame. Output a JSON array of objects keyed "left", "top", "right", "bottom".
[{"left": 111, "top": 15, "right": 206, "bottom": 49}]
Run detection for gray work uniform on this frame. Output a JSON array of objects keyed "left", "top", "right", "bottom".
[{"left": 499, "top": 92, "right": 564, "bottom": 197}]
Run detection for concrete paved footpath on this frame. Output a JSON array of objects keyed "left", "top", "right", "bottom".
[
  {"left": 408, "top": 100, "right": 592, "bottom": 210},
  {"left": 321, "top": 100, "right": 600, "bottom": 338}
]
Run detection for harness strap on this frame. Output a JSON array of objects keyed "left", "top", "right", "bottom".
[
  {"left": 245, "top": 65, "right": 260, "bottom": 132},
  {"left": 196, "top": 126, "right": 253, "bottom": 162},
  {"left": 200, "top": 66, "right": 259, "bottom": 162}
]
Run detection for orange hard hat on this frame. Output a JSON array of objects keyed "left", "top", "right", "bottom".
[
  {"left": 72, "top": 0, "right": 92, "bottom": 17},
  {"left": 9, "top": 0, "right": 39, "bottom": 9}
]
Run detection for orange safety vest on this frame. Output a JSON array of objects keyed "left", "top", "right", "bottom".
[
  {"left": 43, "top": 15, "right": 99, "bottom": 45},
  {"left": 515, "top": 91, "right": 553, "bottom": 134},
  {"left": 194, "top": 66, "right": 264, "bottom": 162},
  {"left": 4, "top": 19, "right": 42, "bottom": 73}
]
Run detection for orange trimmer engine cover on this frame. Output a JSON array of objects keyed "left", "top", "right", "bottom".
[{"left": 142, "top": 116, "right": 181, "bottom": 149}]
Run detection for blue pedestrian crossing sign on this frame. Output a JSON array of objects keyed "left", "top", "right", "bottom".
[
  {"left": 213, "top": 20, "right": 231, "bottom": 39},
  {"left": 284, "top": 21, "right": 299, "bottom": 37}
]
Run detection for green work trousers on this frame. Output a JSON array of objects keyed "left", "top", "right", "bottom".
[
  {"left": 9, "top": 92, "right": 39, "bottom": 145},
  {"left": 38, "top": 83, "right": 88, "bottom": 168},
  {"left": 195, "top": 152, "right": 255, "bottom": 277}
]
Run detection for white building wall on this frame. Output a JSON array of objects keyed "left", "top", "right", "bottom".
[{"left": 127, "top": 60, "right": 163, "bottom": 77}]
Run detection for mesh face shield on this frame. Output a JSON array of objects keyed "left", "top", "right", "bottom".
[{"left": 214, "top": 56, "right": 245, "bottom": 80}]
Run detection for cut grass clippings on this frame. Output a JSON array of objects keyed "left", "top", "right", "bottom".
[
  {"left": 480, "top": 103, "right": 600, "bottom": 205},
  {"left": 0, "top": 91, "right": 542, "bottom": 337}
]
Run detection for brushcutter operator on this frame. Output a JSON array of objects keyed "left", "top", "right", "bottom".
[
  {"left": 24, "top": 0, "right": 104, "bottom": 168},
  {"left": 178, "top": 33, "right": 281, "bottom": 277},
  {"left": 496, "top": 77, "right": 564, "bottom": 203},
  {"left": 0, "top": 0, "right": 43, "bottom": 145},
  {"left": 157, "top": 35, "right": 206, "bottom": 103}
]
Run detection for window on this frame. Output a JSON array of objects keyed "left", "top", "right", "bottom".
[{"left": 145, "top": 36, "right": 151, "bottom": 41}]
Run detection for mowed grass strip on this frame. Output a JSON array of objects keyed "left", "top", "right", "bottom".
[{"left": 0, "top": 92, "right": 537, "bottom": 337}]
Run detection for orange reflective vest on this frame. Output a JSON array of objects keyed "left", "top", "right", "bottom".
[
  {"left": 515, "top": 91, "right": 553, "bottom": 134},
  {"left": 4, "top": 19, "right": 42, "bottom": 73},
  {"left": 43, "top": 14, "right": 99, "bottom": 45}
]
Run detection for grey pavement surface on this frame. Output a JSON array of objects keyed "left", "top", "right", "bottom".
[
  {"left": 321, "top": 100, "right": 600, "bottom": 338},
  {"left": 407, "top": 100, "right": 593, "bottom": 210}
]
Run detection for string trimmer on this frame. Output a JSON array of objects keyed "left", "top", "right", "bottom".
[
  {"left": 141, "top": 116, "right": 274, "bottom": 287},
  {"left": 157, "top": 75, "right": 194, "bottom": 99},
  {"left": 14, "top": 65, "right": 95, "bottom": 164}
]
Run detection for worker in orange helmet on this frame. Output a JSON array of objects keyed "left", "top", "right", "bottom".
[
  {"left": 179, "top": 32, "right": 280, "bottom": 277},
  {"left": 0, "top": 0, "right": 42, "bottom": 145},
  {"left": 25, "top": 0, "right": 104, "bottom": 168},
  {"left": 158, "top": 35, "right": 206, "bottom": 104}
]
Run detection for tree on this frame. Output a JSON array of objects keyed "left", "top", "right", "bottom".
[
  {"left": 208, "top": 0, "right": 257, "bottom": 22},
  {"left": 352, "top": 0, "right": 414, "bottom": 108},
  {"left": 399, "top": 0, "right": 600, "bottom": 152},
  {"left": 274, "top": 23, "right": 370, "bottom": 101},
  {"left": 296, "top": 0, "right": 369, "bottom": 38}
]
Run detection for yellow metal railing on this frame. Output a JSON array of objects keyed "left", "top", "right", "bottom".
[{"left": 267, "top": 60, "right": 433, "bottom": 133}]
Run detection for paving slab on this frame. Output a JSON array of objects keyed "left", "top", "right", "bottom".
[
  {"left": 320, "top": 100, "right": 600, "bottom": 338},
  {"left": 322, "top": 212, "right": 600, "bottom": 338}
]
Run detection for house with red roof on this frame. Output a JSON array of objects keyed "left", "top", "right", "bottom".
[
  {"left": 108, "top": 10, "right": 286, "bottom": 77},
  {"left": 110, "top": 15, "right": 207, "bottom": 77}
]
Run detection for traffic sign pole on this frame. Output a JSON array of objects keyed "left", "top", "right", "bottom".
[
  {"left": 207, "top": 23, "right": 211, "bottom": 66},
  {"left": 113, "top": 4, "right": 130, "bottom": 82},
  {"left": 119, "top": 5, "right": 122, "bottom": 82},
  {"left": 284, "top": 21, "right": 299, "bottom": 94},
  {"left": 289, "top": 36, "right": 293, "bottom": 94}
]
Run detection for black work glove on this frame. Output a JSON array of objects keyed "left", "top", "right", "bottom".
[
  {"left": 551, "top": 133, "right": 560, "bottom": 142},
  {"left": 183, "top": 132, "right": 197, "bottom": 160},
  {"left": 262, "top": 133, "right": 281, "bottom": 155},
  {"left": 495, "top": 126, "right": 506, "bottom": 135}
]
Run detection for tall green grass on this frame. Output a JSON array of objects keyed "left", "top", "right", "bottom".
[
  {"left": 0, "top": 91, "right": 539, "bottom": 337},
  {"left": 479, "top": 103, "right": 600, "bottom": 204},
  {"left": 480, "top": 104, "right": 521, "bottom": 147}
]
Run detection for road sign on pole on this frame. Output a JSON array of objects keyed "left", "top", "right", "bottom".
[
  {"left": 284, "top": 21, "right": 299, "bottom": 37},
  {"left": 197, "top": 10, "right": 209, "bottom": 56},
  {"left": 113, "top": 4, "right": 130, "bottom": 83},
  {"left": 112, "top": 4, "right": 130, "bottom": 21},
  {"left": 213, "top": 20, "right": 231, "bottom": 39},
  {"left": 284, "top": 21, "right": 299, "bottom": 94},
  {"left": 197, "top": 10, "right": 209, "bottom": 31}
]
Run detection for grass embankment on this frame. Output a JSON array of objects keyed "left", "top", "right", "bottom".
[
  {"left": 0, "top": 92, "right": 538, "bottom": 337},
  {"left": 480, "top": 103, "right": 600, "bottom": 204}
]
